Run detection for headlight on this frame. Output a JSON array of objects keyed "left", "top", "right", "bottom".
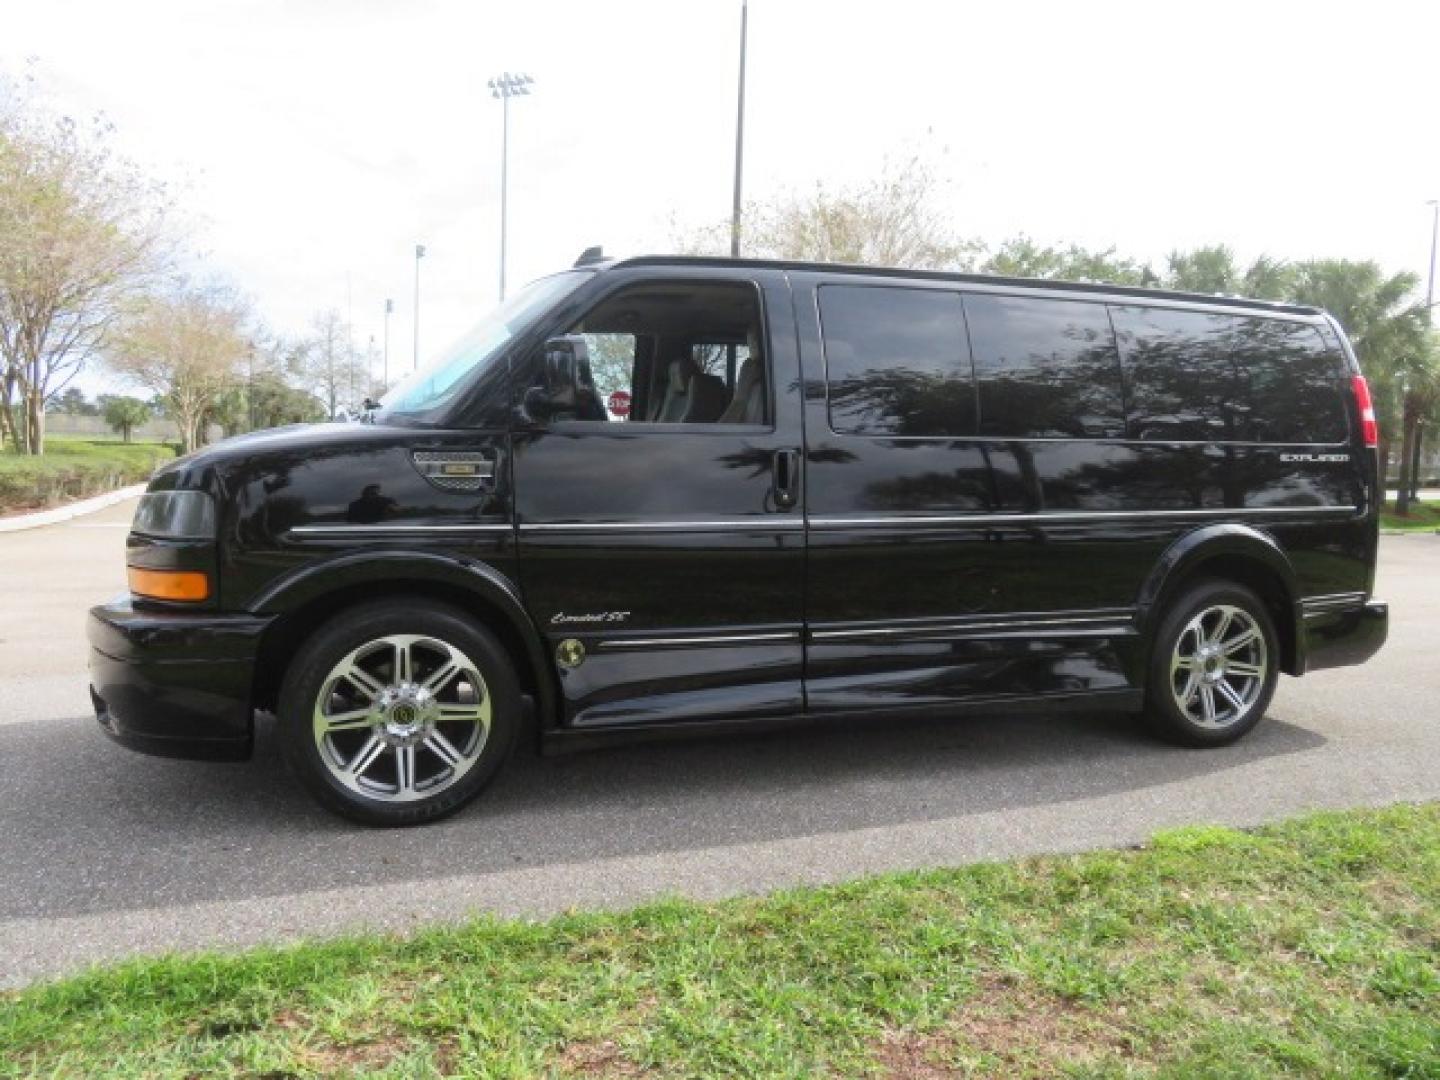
[{"left": 131, "top": 490, "right": 216, "bottom": 540}]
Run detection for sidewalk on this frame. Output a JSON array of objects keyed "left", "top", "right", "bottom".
[{"left": 0, "top": 484, "right": 146, "bottom": 534}]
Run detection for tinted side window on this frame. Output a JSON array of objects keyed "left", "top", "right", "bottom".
[
  {"left": 819, "top": 285, "right": 973, "bottom": 436},
  {"left": 965, "top": 294, "right": 1125, "bottom": 438},
  {"left": 1112, "top": 306, "right": 1240, "bottom": 441},
  {"left": 1232, "top": 318, "right": 1346, "bottom": 443}
]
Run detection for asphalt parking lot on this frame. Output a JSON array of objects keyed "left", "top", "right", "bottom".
[{"left": 1, "top": 498, "right": 1436, "bottom": 988}]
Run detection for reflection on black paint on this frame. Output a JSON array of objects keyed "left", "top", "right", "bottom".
[{"left": 347, "top": 484, "right": 398, "bottom": 524}]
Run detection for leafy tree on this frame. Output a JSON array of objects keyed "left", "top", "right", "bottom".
[
  {"left": 101, "top": 395, "right": 148, "bottom": 441},
  {"left": 47, "top": 386, "right": 95, "bottom": 415},
  {"left": 249, "top": 372, "right": 325, "bottom": 429},
  {"left": 0, "top": 74, "right": 170, "bottom": 454},
  {"left": 981, "top": 236, "right": 1153, "bottom": 286},
  {"left": 1282, "top": 260, "right": 1428, "bottom": 509},
  {"left": 108, "top": 281, "right": 251, "bottom": 453}
]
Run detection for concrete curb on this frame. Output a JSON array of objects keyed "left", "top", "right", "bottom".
[{"left": 0, "top": 484, "right": 145, "bottom": 534}]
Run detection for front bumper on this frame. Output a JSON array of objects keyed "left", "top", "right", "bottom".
[
  {"left": 87, "top": 597, "right": 272, "bottom": 761},
  {"left": 1303, "top": 599, "right": 1389, "bottom": 673}
]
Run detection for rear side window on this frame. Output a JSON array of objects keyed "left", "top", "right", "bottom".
[
  {"left": 1111, "top": 306, "right": 1237, "bottom": 441},
  {"left": 819, "top": 285, "right": 973, "bottom": 436},
  {"left": 964, "top": 294, "right": 1125, "bottom": 438},
  {"left": 1231, "top": 318, "right": 1346, "bottom": 443},
  {"left": 1114, "top": 306, "right": 1346, "bottom": 443}
]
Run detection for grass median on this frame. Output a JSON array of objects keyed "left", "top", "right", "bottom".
[
  {"left": 0, "top": 437, "right": 174, "bottom": 514},
  {"left": 1380, "top": 500, "right": 1440, "bottom": 533},
  {"left": 2, "top": 803, "right": 1436, "bottom": 1078}
]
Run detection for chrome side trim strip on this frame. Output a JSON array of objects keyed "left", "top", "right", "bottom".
[
  {"left": 288, "top": 523, "right": 513, "bottom": 535},
  {"left": 808, "top": 506, "right": 1360, "bottom": 529},
  {"left": 596, "top": 631, "right": 801, "bottom": 651},
  {"left": 812, "top": 625, "right": 1134, "bottom": 643},
  {"left": 522, "top": 519, "right": 805, "bottom": 533},
  {"left": 812, "top": 616, "right": 1134, "bottom": 642},
  {"left": 1301, "top": 591, "right": 1368, "bottom": 616}
]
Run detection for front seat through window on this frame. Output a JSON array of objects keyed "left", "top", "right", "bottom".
[
  {"left": 657, "top": 354, "right": 728, "bottom": 423},
  {"left": 719, "top": 333, "right": 766, "bottom": 424}
]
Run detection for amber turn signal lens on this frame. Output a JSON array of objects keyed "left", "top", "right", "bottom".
[{"left": 127, "top": 566, "right": 210, "bottom": 602}]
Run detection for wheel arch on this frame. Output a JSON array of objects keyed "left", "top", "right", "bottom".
[
  {"left": 248, "top": 551, "right": 556, "bottom": 737},
  {"left": 1136, "top": 524, "right": 1303, "bottom": 677}
]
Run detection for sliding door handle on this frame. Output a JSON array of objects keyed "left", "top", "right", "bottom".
[{"left": 772, "top": 448, "right": 800, "bottom": 510}]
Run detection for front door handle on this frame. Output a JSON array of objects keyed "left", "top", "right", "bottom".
[{"left": 772, "top": 448, "right": 800, "bottom": 510}]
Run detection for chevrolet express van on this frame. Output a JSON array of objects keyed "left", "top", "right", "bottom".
[{"left": 89, "top": 251, "right": 1389, "bottom": 825}]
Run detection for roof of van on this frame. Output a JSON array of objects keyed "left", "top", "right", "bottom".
[{"left": 603, "top": 255, "right": 1325, "bottom": 318}]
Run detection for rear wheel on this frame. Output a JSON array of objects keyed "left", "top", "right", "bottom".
[
  {"left": 278, "top": 600, "right": 520, "bottom": 826},
  {"left": 1143, "top": 580, "right": 1278, "bottom": 747}
]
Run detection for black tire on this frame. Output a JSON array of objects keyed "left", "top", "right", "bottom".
[
  {"left": 277, "top": 599, "right": 521, "bottom": 826},
  {"left": 1143, "top": 579, "right": 1279, "bottom": 748}
]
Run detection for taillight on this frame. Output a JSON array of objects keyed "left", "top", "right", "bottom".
[{"left": 1352, "top": 375, "right": 1378, "bottom": 448}]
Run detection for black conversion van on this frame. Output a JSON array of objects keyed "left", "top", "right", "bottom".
[{"left": 89, "top": 252, "right": 1389, "bottom": 825}]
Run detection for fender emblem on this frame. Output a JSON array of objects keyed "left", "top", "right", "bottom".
[{"left": 411, "top": 451, "right": 496, "bottom": 491}]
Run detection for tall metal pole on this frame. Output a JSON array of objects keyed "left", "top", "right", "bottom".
[
  {"left": 413, "top": 244, "right": 425, "bottom": 371},
  {"left": 1427, "top": 200, "right": 1438, "bottom": 318},
  {"left": 346, "top": 272, "right": 355, "bottom": 409},
  {"left": 729, "top": 0, "right": 748, "bottom": 258},
  {"left": 500, "top": 92, "right": 509, "bottom": 301},
  {"left": 383, "top": 298, "right": 392, "bottom": 388}
]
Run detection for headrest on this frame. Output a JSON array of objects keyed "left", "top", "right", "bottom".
[{"left": 668, "top": 355, "right": 697, "bottom": 392}]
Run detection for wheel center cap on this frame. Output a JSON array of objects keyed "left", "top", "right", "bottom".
[{"left": 375, "top": 683, "right": 437, "bottom": 746}]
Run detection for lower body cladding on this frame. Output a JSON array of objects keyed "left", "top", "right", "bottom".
[
  {"left": 541, "top": 611, "right": 1147, "bottom": 753},
  {"left": 84, "top": 594, "right": 1388, "bottom": 763},
  {"left": 87, "top": 599, "right": 270, "bottom": 761}
]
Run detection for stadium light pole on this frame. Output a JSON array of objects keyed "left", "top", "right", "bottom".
[
  {"left": 730, "top": 0, "right": 748, "bottom": 257},
  {"left": 489, "top": 72, "right": 534, "bottom": 301}
]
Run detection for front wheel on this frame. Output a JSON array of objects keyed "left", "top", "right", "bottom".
[
  {"left": 1143, "top": 580, "right": 1279, "bottom": 747},
  {"left": 278, "top": 600, "right": 520, "bottom": 826}
]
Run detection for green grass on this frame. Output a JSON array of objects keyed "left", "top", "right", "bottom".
[
  {"left": 2, "top": 805, "right": 1437, "bottom": 1078},
  {"left": 0, "top": 437, "right": 173, "bottom": 513},
  {"left": 1381, "top": 499, "right": 1440, "bottom": 533}
]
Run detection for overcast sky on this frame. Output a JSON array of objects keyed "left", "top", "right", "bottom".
[{"left": 6, "top": 0, "right": 1439, "bottom": 392}]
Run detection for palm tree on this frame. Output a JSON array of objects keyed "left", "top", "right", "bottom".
[{"left": 1286, "top": 261, "right": 1429, "bottom": 512}]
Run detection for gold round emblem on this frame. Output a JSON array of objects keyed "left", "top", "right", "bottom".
[{"left": 555, "top": 638, "right": 586, "bottom": 669}]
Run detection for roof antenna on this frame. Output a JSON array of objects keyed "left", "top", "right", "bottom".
[{"left": 574, "top": 245, "right": 606, "bottom": 267}]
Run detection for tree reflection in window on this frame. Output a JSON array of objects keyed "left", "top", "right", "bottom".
[
  {"left": 966, "top": 295, "right": 1125, "bottom": 438},
  {"left": 820, "top": 285, "right": 974, "bottom": 437}
]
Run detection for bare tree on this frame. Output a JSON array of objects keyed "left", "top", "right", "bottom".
[
  {"left": 108, "top": 282, "right": 251, "bottom": 453},
  {"left": 675, "top": 150, "right": 981, "bottom": 271},
  {"left": 0, "top": 76, "right": 170, "bottom": 453},
  {"left": 303, "top": 308, "right": 371, "bottom": 418}
]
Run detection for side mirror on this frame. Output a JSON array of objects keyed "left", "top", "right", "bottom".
[
  {"left": 543, "top": 335, "right": 588, "bottom": 396},
  {"left": 524, "top": 335, "right": 606, "bottom": 422}
]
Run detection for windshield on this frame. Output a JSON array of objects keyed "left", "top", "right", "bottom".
[{"left": 377, "top": 270, "right": 591, "bottom": 421}]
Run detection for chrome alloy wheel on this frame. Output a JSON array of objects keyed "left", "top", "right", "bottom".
[
  {"left": 1169, "top": 604, "right": 1268, "bottom": 729},
  {"left": 312, "top": 634, "right": 491, "bottom": 802}
]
